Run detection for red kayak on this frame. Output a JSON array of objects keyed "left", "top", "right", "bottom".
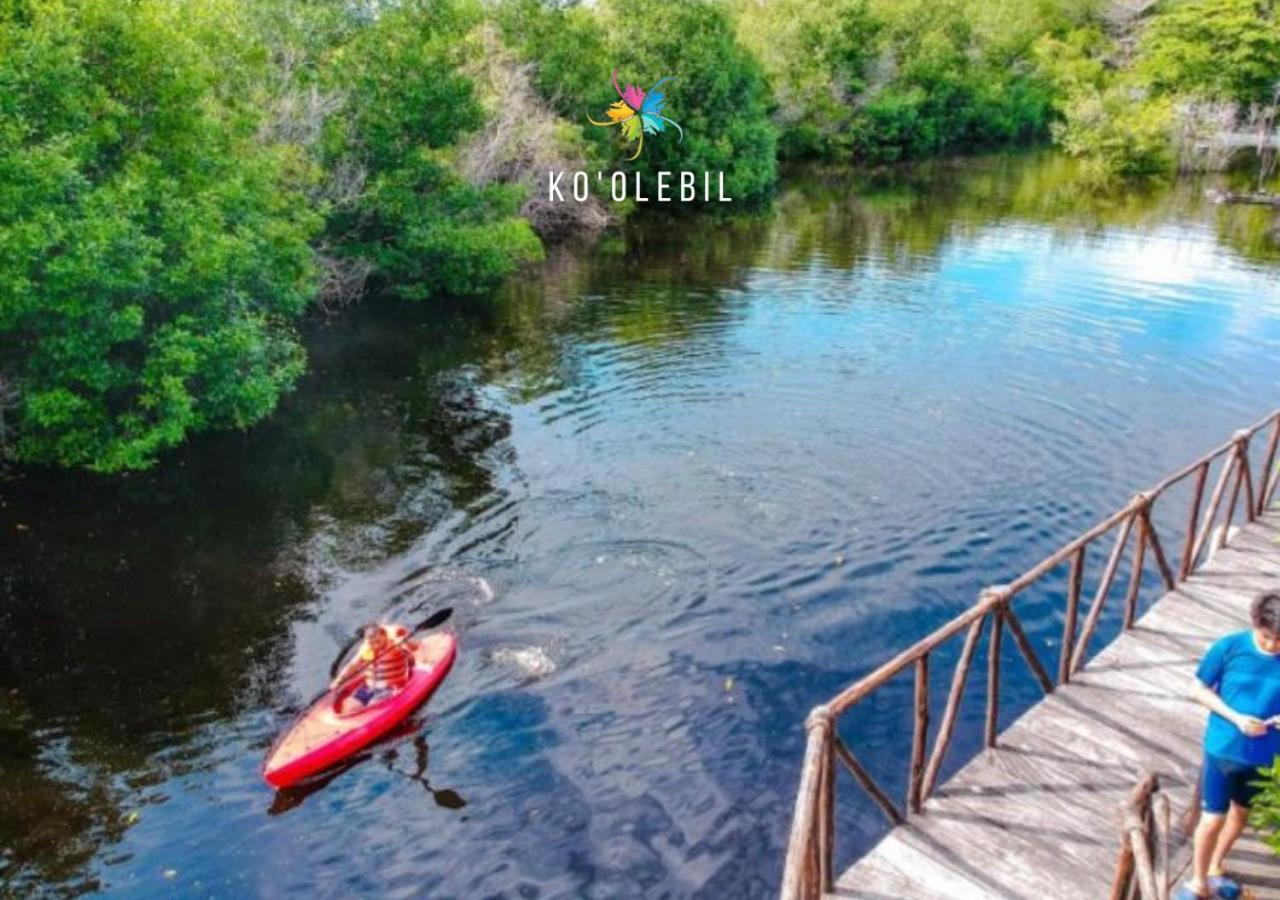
[{"left": 263, "top": 631, "right": 457, "bottom": 788}]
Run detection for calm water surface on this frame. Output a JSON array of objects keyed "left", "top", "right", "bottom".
[{"left": 4, "top": 153, "right": 1280, "bottom": 897}]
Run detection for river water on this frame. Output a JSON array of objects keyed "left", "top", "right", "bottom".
[{"left": 3, "top": 153, "right": 1280, "bottom": 898}]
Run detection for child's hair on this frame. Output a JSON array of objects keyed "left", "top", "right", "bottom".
[{"left": 1251, "top": 592, "right": 1280, "bottom": 633}]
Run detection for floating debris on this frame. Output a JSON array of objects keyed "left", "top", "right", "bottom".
[{"left": 491, "top": 646, "right": 557, "bottom": 680}]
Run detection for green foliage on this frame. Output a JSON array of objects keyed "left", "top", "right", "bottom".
[
  {"left": 0, "top": 0, "right": 319, "bottom": 471},
  {"left": 600, "top": 0, "right": 777, "bottom": 201},
  {"left": 1054, "top": 85, "right": 1176, "bottom": 178},
  {"left": 733, "top": 0, "right": 880, "bottom": 158},
  {"left": 492, "top": 0, "right": 610, "bottom": 134},
  {"left": 321, "top": 1, "right": 542, "bottom": 300},
  {"left": 1137, "top": 0, "right": 1280, "bottom": 106},
  {"left": 497, "top": 0, "right": 778, "bottom": 202},
  {"left": 1251, "top": 757, "right": 1280, "bottom": 855},
  {"left": 6, "top": 0, "right": 1278, "bottom": 470},
  {"left": 737, "top": 0, "right": 1078, "bottom": 162},
  {"left": 1042, "top": 0, "right": 1280, "bottom": 177}
]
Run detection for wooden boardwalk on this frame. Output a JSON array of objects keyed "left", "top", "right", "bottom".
[{"left": 832, "top": 514, "right": 1280, "bottom": 899}]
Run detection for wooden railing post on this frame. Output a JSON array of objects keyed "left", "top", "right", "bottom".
[
  {"left": 1003, "top": 603, "right": 1053, "bottom": 694},
  {"left": 1133, "top": 490, "right": 1175, "bottom": 592},
  {"left": 1236, "top": 431, "right": 1256, "bottom": 525},
  {"left": 833, "top": 734, "right": 903, "bottom": 826},
  {"left": 922, "top": 614, "right": 985, "bottom": 799},
  {"left": 1060, "top": 546, "right": 1085, "bottom": 685},
  {"left": 782, "top": 706, "right": 831, "bottom": 900},
  {"left": 1190, "top": 451, "right": 1239, "bottom": 568},
  {"left": 984, "top": 589, "right": 1004, "bottom": 749},
  {"left": 1110, "top": 773, "right": 1160, "bottom": 900},
  {"left": 1071, "top": 509, "right": 1136, "bottom": 674},
  {"left": 1179, "top": 461, "right": 1208, "bottom": 582},
  {"left": 1123, "top": 510, "right": 1148, "bottom": 629},
  {"left": 1219, "top": 432, "right": 1251, "bottom": 543},
  {"left": 908, "top": 654, "right": 930, "bottom": 813},
  {"left": 818, "top": 717, "right": 834, "bottom": 894},
  {"left": 1255, "top": 414, "right": 1280, "bottom": 517}
]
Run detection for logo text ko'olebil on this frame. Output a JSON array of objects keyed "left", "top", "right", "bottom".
[{"left": 547, "top": 69, "right": 730, "bottom": 204}]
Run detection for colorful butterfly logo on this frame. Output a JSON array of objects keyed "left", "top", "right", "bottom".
[{"left": 588, "top": 70, "right": 684, "bottom": 160}]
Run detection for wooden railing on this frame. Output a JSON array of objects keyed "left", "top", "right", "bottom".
[
  {"left": 1110, "top": 773, "right": 1171, "bottom": 900},
  {"left": 781, "top": 410, "right": 1280, "bottom": 900}
]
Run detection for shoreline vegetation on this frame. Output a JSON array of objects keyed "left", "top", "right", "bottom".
[{"left": 1, "top": 0, "right": 1278, "bottom": 474}]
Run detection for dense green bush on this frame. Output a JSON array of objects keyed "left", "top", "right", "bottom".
[
  {"left": 1042, "top": 0, "right": 1280, "bottom": 178},
  {"left": 1137, "top": 0, "right": 1280, "bottom": 106},
  {"left": 599, "top": 0, "right": 777, "bottom": 201},
  {"left": 4, "top": 0, "right": 1276, "bottom": 471},
  {"left": 321, "top": 1, "right": 542, "bottom": 300},
  {"left": 733, "top": 0, "right": 880, "bottom": 159},
  {"left": 1252, "top": 758, "right": 1280, "bottom": 855},
  {"left": 0, "top": 0, "right": 320, "bottom": 471},
  {"left": 1055, "top": 85, "right": 1176, "bottom": 177},
  {"left": 497, "top": 0, "right": 778, "bottom": 202},
  {"left": 737, "top": 0, "right": 1076, "bottom": 163}
]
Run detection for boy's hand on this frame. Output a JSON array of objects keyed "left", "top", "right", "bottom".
[{"left": 1232, "top": 713, "right": 1268, "bottom": 737}]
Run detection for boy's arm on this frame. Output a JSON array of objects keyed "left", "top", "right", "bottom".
[
  {"left": 330, "top": 645, "right": 367, "bottom": 689},
  {"left": 1190, "top": 679, "right": 1267, "bottom": 737}
]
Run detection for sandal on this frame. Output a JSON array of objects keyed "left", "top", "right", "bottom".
[{"left": 1208, "top": 874, "right": 1241, "bottom": 899}]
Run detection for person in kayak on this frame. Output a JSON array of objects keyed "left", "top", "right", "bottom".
[
  {"left": 331, "top": 623, "right": 417, "bottom": 707},
  {"left": 1175, "top": 591, "right": 1280, "bottom": 900}
]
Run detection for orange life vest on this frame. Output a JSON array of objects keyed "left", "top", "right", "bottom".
[{"left": 359, "top": 625, "right": 413, "bottom": 690}]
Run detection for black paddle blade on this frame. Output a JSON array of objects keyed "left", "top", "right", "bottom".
[
  {"left": 414, "top": 606, "right": 453, "bottom": 632},
  {"left": 431, "top": 788, "right": 466, "bottom": 810}
]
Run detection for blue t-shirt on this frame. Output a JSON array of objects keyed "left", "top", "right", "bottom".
[{"left": 1196, "top": 630, "right": 1280, "bottom": 766}]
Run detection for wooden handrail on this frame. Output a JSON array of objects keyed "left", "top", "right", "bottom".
[{"left": 781, "top": 409, "right": 1280, "bottom": 900}]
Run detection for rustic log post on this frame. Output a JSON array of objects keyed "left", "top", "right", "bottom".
[
  {"left": 1256, "top": 415, "right": 1279, "bottom": 517},
  {"left": 1071, "top": 512, "right": 1135, "bottom": 674},
  {"left": 1123, "top": 512, "right": 1148, "bottom": 629},
  {"left": 1179, "top": 461, "right": 1208, "bottom": 581},
  {"left": 1060, "top": 546, "right": 1085, "bottom": 685},
  {"left": 1002, "top": 605, "right": 1053, "bottom": 694},
  {"left": 1220, "top": 462, "right": 1244, "bottom": 550},
  {"left": 985, "top": 593, "right": 1005, "bottom": 749},
  {"left": 922, "top": 615, "right": 985, "bottom": 799},
  {"left": 908, "top": 654, "right": 930, "bottom": 814},
  {"left": 1191, "top": 452, "right": 1238, "bottom": 567},
  {"left": 1217, "top": 432, "right": 1252, "bottom": 549},
  {"left": 1109, "top": 837, "right": 1134, "bottom": 900},
  {"left": 833, "top": 734, "right": 903, "bottom": 826},
  {"left": 782, "top": 707, "right": 830, "bottom": 900},
  {"left": 1110, "top": 774, "right": 1159, "bottom": 900},
  {"left": 1125, "top": 805, "right": 1160, "bottom": 900},
  {"left": 817, "top": 726, "right": 834, "bottom": 893},
  {"left": 1153, "top": 792, "right": 1170, "bottom": 900},
  {"left": 1237, "top": 437, "right": 1257, "bottom": 524},
  {"left": 1140, "top": 506, "right": 1176, "bottom": 592},
  {"left": 1267, "top": 455, "right": 1280, "bottom": 515}
]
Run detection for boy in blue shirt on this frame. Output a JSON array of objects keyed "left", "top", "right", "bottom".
[{"left": 1177, "top": 592, "right": 1280, "bottom": 900}]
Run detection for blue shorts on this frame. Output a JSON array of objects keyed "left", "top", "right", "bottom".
[
  {"left": 1201, "top": 754, "right": 1264, "bottom": 814},
  {"left": 353, "top": 684, "right": 392, "bottom": 705}
]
